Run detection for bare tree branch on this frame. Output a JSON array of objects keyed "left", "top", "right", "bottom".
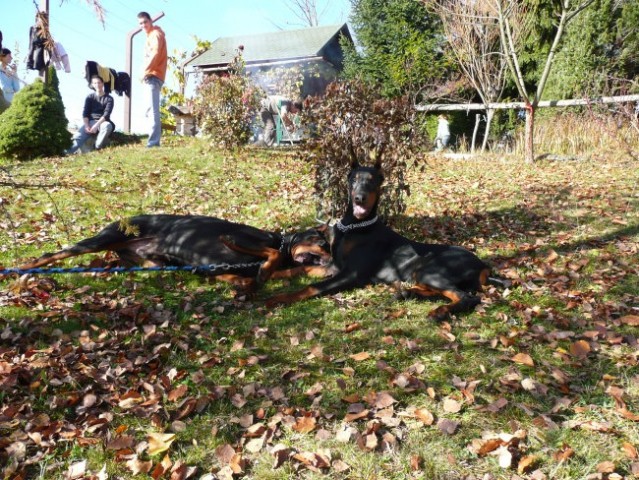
[
  {"left": 281, "top": 0, "right": 323, "bottom": 27},
  {"left": 424, "top": 0, "right": 511, "bottom": 150}
]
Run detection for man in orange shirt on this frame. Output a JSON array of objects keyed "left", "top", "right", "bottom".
[{"left": 137, "top": 11, "right": 167, "bottom": 148}]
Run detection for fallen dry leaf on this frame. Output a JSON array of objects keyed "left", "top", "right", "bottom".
[
  {"left": 292, "top": 416, "right": 317, "bottom": 434},
  {"left": 437, "top": 418, "right": 459, "bottom": 435},
  {"left": 443, "top": 397, "right": 462, "bottom": 413},
  {"left": 215, "top": 444, "right": 236, "bottom": 464},
  {"left": 106, "top": 435, "right": 135, "bottom": 451},
  {"left": 349, "top": 351, "right": 371, "bottom": 362},
  {"left": 485, "top": 397, "right": 509, "bottom": 413},
  {"left": 553, "top": 445, "right": 574, "bottom": 462},
  {"left": 477, "top": 438, "right": 504, "bottom": 456},
  {"left": 622, "top": 442, "right": 638, "bottom": 459},
  {"left": 596, "top": 461, "right": 616, "bottom": 473},
  {"left": 332, "top": 459, "right": 350, "bottom": 472},
  {"left": 518, "top": 455, "right": 537, "bottom": 474},
  {"left": 511, "top": 352, "right": 535, "bottom": 367},
  {"left": 372, "top": 392, "right": 397, "bottom": 409},
  {"left": 167, "top": 384, "right": 188, "bottom": 402},
  {"left": 619, "top": 315, "right": 639, "bottom": 326},
  {"left": 414, "top": 408, "right": 434, "bottom": 426},
  {"left": 570, "top": 340, "right": 591, "bottom": 358},
  {"left": 147, "top": 432, "right": 176, "bottom": 456},
  {"left": 496, "top": 445, "right": 513, "bottom": 469},
  {"left": 66, "top": 460, "right": 87, "bottom": 479},
  {"left": 272, "top": 445, "right": 293, "bottom": 469},
  {"left": 292, "top": 451, "right": 331, "bottom": 471},
  {"left": 619, "top": 408, "right": 639, "bottom": 421},
  {"left": 410, "top": 454, "right": 423, "bottom": 471},
  {"left": 126, "top": 457, "right": 153, "bottom": 475}
]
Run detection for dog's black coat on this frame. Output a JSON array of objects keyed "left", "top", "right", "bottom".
[
  {"left": 13, "top": 214, "right": 330, "bottom": 291},
  {"left": 266, "top": 163, "right": 492, "bottom": 319}
]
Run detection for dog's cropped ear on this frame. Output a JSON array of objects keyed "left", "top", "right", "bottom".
[
  {"left": 315, "top": 222, "right": 335, "bottom": 246},
  {"left": 316, "top": 223, "right": 329, "bottom": 234},
  {"left": 350, "top": 159, "right": 360, "bottom": 171},
  {"left": 373, "top": 159, "right": 383, "bottom": 171}
]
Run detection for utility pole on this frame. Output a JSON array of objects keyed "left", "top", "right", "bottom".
[
  {"left": 124, "top": 11, "right": 165, "bottom": 133},
  {"left": 40, "top": 0, "right": 49, "bottom": 83}
]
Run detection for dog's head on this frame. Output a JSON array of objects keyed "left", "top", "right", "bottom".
[
  {"left": 348, "top": 161, "right": 384, "bottom": 220},
  {"left": 288, "top": 225, "right": 332, "bottom": 265}
]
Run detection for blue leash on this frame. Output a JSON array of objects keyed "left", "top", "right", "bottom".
[{"left": 0, "top": 262, "right": 262, "bottom": 276}]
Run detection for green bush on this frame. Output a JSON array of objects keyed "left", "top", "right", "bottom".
[
  {"left": 192, "top": 52, "right": 262, "bottom": 149},
  {"left": 302, "top": 80, "right": 427, "bottom": 221},
  {"left": 0, "top": 67, "right": 71, "bottom": 160}
]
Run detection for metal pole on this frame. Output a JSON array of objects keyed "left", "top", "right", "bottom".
[
  {"left": 124, "top": 11, "right": 165, "bottom": 133},
  {"left": 40, "top": 0, "right": 49, "bottom": 83}
]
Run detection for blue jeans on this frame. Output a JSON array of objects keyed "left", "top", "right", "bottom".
[
  {"left": 67, "top": 120, "right": 113, "bottom": 154},
  {"left": 144, "top": 75, "right": 163, "bottom": 147}
]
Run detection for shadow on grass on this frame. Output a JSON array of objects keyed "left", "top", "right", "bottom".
[{"left": 392, "top": 184, "right": 638, "bottom": 269}]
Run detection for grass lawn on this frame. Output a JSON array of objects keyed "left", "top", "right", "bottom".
[{"left": 1, "top": 136, "right": 638, "bottom": 479}]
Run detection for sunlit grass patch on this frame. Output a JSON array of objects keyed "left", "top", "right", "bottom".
[{"left": 1, "top": 138, "right": 638, "bottom": 478}]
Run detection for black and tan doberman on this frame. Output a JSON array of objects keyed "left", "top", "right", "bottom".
[
  {"left": 9, "top": 214, "right": 331, "bottom": 294},
  {"left": 265, "top": 162, "right": 495, "bottom": 320}
]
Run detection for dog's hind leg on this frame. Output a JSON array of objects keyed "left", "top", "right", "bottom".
[
  {"left": 16, "top": 243, "right": 109, "bottom": 270},
  {"left": 219, "top": 237, "right": 282, "bottom": 285},
  {"left": 14, "top": 229, "right": 149, "bottom": 272},
  {"left": 407, "top": 284, "right": 481, "bottom": 321}
]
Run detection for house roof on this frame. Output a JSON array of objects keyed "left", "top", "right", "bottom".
[{"left": 184, "top": 23, "right": 352, "bottom": 69}]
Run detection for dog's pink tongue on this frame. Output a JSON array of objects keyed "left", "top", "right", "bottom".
[{"left": 353, "top": 205, "right": 367, "bottom": 218}]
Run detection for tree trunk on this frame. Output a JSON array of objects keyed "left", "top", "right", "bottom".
[
  {"left": 471, "top": 113, "right": 481, "bottom": 153},
  {"left": 481, "top": 109, "right": 495, "bottom": 152},
  {"left": 524, "top": 106, "right": 535, "bottom": 163}
]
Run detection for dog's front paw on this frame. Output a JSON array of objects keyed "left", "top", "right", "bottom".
[
  {"left": 264, "top": 295, "right": 287, "bottom": 309},
  {"left": 428, "top": 306, "right": 451, "bottom": 322}
]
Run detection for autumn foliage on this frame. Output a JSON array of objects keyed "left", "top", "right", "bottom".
[
  {"left": 192, "top": 52, "right": 263, "bottom": 149},
  {"left": 301, "top": 80, "right": 427, "bottom": 221}
]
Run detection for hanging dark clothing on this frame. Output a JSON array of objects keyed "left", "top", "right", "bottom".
[
  {"left": 27, "top": 25, "right": 50, "bottom": 71},
  {"left": 115, "top": 72, "right": 131, "bottom": 97},
  {"left": 85, "top": 61, "right": 130, "bottom": 97}
]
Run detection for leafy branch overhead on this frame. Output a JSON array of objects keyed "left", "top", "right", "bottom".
[{"left": 302, "top": 80, "right": 427, "bottom": 221}]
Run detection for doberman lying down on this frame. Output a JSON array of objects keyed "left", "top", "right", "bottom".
[
  {"left": 265, "top": 162, "right": 495, "bottom": 320},
  {"left": 11, "top": 214, "right": 331, "bottom": 294}
]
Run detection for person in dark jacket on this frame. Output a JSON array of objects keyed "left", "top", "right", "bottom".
[{"left": 66, "top": 75, "right": 115, "bottom": 155}]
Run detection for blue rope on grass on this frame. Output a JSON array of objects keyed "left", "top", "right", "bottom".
[{"left": 0, "top": 263, "right": 261, "bottom": 276}]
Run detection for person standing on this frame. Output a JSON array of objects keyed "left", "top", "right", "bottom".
[
  {"left": 0, "top": 49, "right": 21, "bottom": 103},
  {"left": 434, "top": 114, "right": 451, "bottom": 151},
  {"left": 66, "top": 75, "right": 115, "bottom": 155},
  {"left": 259, "top": 95, "right": 301, "bottom": 147},
  {"left": 138, "top": 11, "right": 167, "bottom": 148}
]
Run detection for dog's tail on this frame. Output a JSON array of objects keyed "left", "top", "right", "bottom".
[{"left": 487, "top": 276, "right": 511, "bottom": 288}]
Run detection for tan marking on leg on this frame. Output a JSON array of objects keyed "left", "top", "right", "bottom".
[
  {"left": 406, "top": 284, "right": 444, "bottom": 298},
  {"left": 265, "top": 286, "right": 322, "bottom": 308},
  {"left": 271, "top": 265, "right": 332, "bottom": 279},
  {"left": 215, "top": 274, "right": 256, "bottom": 290},
  {"left": 479, "top": 268, "right": 491, "bottom": 286}
]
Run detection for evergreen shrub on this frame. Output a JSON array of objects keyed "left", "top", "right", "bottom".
[{"left": 0, "top": 67, "right": 71, "bottom": 160}]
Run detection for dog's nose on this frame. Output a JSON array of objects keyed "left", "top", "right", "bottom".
[{"left": 354, "top": 193, "right": 365, "bottom": 204}]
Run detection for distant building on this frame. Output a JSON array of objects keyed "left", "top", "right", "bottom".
[{"left": 184, "top": 23, "right": 353, "bottom": 98}]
